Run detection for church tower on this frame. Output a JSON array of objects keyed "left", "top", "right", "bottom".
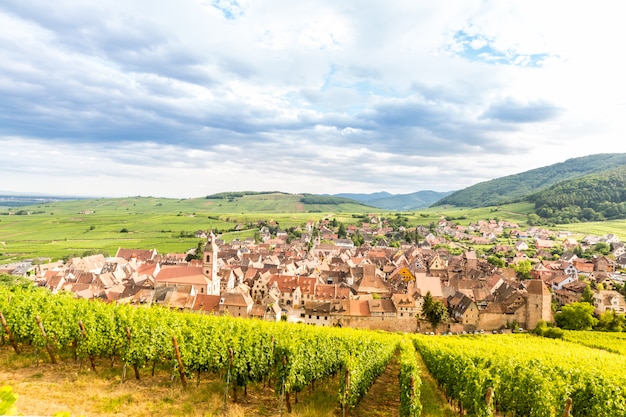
[{"left": 203, "top": 231, "right": 220, "bottom": 295}]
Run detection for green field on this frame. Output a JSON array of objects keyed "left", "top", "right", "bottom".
[
  {"left": 3, "top": 194, "right": 626, "bottom": 263},
  {"left": 0, "top": 195, "right": 375, "bottom": 262}
]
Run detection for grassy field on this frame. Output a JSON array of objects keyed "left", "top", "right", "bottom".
[
  {"left": 3, "top": 194, "right": 626, "bottom": 263},
  {"left": 0, "top": 195, "right": 371, "bottom": 262}
]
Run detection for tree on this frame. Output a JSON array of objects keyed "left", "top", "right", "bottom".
[
  {"left": 337, "top": 223, "right": 347, "bottom": 239},
  {"left": 594, "top": 242, "right": 611, "bottom": 255},
  {"left": 581, "top": 284, "right": 595, "bottom": 304},
  {"left": 421, "top": 291, "right": 448, "bottom": 332},
  {"left": 351, "top": 232, "right": 364, "bottom": 247},
  {"left": 555, "top": 302, "right": 598, "bottom": 330},
  {"left": 513, "top": 259, "right": 532, "bottom": 280},
  {"left": 595, "top": 310, "right": 625, "bottom": 332},
  {"left": 185, "top": 241, "right": 205, "bottom": 262},
  {"left": 487, "top": 255, "right": 505, "bottom": 268}
]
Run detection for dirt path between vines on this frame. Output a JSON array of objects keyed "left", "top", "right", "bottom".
[{"left": 0, "top": 345, "right": 457, "bottom": 417}]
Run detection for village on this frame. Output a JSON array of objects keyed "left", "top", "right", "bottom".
[{"left": 2, "top": 215, "right": 625, "bottom": 334}]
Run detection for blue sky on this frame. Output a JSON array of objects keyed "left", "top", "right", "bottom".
[{"left": 1, "top": 0, "right": 625, "bottom": 198}]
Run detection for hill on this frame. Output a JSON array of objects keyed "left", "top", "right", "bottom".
[
  {"left": 433, "top": 153, "right": 626, "bottom": 208},
  {"left": 202, "top": 191, "right": 371, "bottom": 212},
  {"left": 333, "top": 190, "right": 453, "bottom": 210},
  {"left": 528, "top": 165, "right": 626, "bottom": 224}
]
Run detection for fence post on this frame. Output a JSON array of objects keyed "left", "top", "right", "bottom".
[
  {"left": 486, "top": 387, "right": 494, "bottom": 414},
  {"left": 35, "top": 316, "right": 57, "bottom": 364},
  {"left": 172, "top": 336, "right": 187, "bottom": 388},
  {"left": 78, "top": 320, "right": 96, "bottom": 371},
  {"left": 562, "top": 397, "right": 572, "bottom": 417},
  {"left": 0, "top": 312, "right": 20, "bottom": 354}
]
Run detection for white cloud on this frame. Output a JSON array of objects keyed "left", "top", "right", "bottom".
[{"left": 1, "top": 0, "right": 626, "bottom": 198}]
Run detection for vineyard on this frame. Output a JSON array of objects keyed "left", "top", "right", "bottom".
[
  {"left": 0, "top": 285, "right": 420, "bottom": 416},
  {"left": 2, "top": 285, "right": 626, "bottom": 416},
  {"left": 414, "top": 333, "right": 626, "bottom": 417}
]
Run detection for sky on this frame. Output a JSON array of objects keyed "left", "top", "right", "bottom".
[{"left": 1, "top": 1, "right": 626, "bottom": 199}]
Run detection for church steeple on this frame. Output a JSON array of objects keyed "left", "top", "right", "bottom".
[{"left": 203, "top": 231, "right": 219, "bottom": 278}]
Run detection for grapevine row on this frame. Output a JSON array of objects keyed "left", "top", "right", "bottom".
[
  {"left": 398, "top": 338, "right": 422, "bottom": 417},
  {"left": 0, "top": 285, "right": 404, "bottom": 413},
  {"left": 413, "top": 334, "right": 626, "bottom": 417}
]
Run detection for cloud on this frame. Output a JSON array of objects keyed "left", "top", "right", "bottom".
[
  {"left": 481, "top": 99, "right": 562, "bottom": 123},
  {"left": 1, "top": 1, "right": 625, "bottom": 198}
]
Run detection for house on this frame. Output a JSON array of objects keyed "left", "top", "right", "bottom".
[
  {"left": 267, "top": 275, "right": 301, "bottom": 306},
  {"left": 562, "top": 238, "right": 578, "bottom": 252},
  {"left": 412, "top": 272, "right": 444, "bottom": 298},
  {"left": 302, "top": 301, "right": 332, "bottom": 326},
  {"left": 448, "top": 292, "right": 479, "bottom": 328},
  {"left": 391, "top": 293, "right": 420, "bottom": 319},
  {"left": 115, "top": 248, "right": 157, "bottom": 263},
  {"left": 191, "top": 294, "right": 221, "bottom": 314},
  {"left": 219, "top": 291, "right": 254, "bottom": 318},
  {"left": 153, "top": 285, "right": 196, "bottom": 310},
  {"left": 535, "top": 239, "right": 555, "bottom": 250},
  {"left": 155, "top": 265, "right": 214, "bottom": 295},
  {"left": 594, "top": 256, "right": 615, "bottom": 273},
  {"left": 353, "top": 264, "right": 390, "bottom": 297},
  {"left": 368, "top": 299, "right": 396, "bottom": 321},
  {"left": 616, "top": 253, "right": 626, "bottom": 269},
  {"left": 573, "top": 258, "right": 594, "bottom": 273},
  {"left": 548, "top": 274, "right": 576, "bottom": 292},
  {"left": 530, "top": 262, "right": 554, "bottom": 281},
  {"left": 593, "top": 290, "right": 626, "bottom": 314}
]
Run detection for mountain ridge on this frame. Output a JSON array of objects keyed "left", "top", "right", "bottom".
[{"left": 433, "top": 153, "right": 626, "bottom": 208}]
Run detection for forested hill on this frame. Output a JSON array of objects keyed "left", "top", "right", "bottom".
[
  {"left": 433, "top": 153, "right": 626, "bottom": 208},
  {"left": 528, "top": 166, "right": 626, "bottom": 223}
]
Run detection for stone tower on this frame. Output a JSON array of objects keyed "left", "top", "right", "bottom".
[{"left": 525, "top": 279, "right": 553, "bottom": 329}]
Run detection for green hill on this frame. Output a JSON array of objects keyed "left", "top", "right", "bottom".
[
  {"left": 202, "top": 191, "right": 371, "bottom": 212},
  {"left": 433, "top": 153, "right": 626, "bottom": 208},
  {"left": 528, "top": 166, "right": 626, "bottom": 223}
]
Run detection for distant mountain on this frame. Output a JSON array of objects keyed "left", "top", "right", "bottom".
[
  {"left": 333, "top": 190, "right": 454, "bottom": 211},
  {"left": 0, "top": 194, "right": 82, "bottom": 207},
  {"left": 332, "top": 192, "right": 395, "bottom": 203},
  {"left": 433, "top": 153, "right": 626, "bottom": 208}
]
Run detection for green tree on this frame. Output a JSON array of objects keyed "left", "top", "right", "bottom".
[
  {"left": 421, "top": 291, "right": 448, "bottom": 332},
  {"left": 351, "top": 232, "right": 364, "bottom": 247},
  {"left": 487, "top": 255, "right": 505, "bottom": 268},
  {"left": 555, "top": 302, "right": 598, "bottom": 330},
  {"left": 513, "top": 259, "right": 532, "bottom": 280},
  {"left": 594, "top": 242, "right": 611, "bottom": 255},
  {"left": 581, "top": 283, "right": 594, "bottom": 304},
  {"left": 337, "top": 223, "right": 347, "bottom": 239},
  {"left": 596, "top": 310, "right": 625, "bottom": 332}
]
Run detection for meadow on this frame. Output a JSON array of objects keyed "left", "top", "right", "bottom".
[{"left": 3, "top": 194, "right": 626, "bottom": 263}]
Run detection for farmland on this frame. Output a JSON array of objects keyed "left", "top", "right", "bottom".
[{"left": 4, "top": 194, "right": 626, "bottom": 264}]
